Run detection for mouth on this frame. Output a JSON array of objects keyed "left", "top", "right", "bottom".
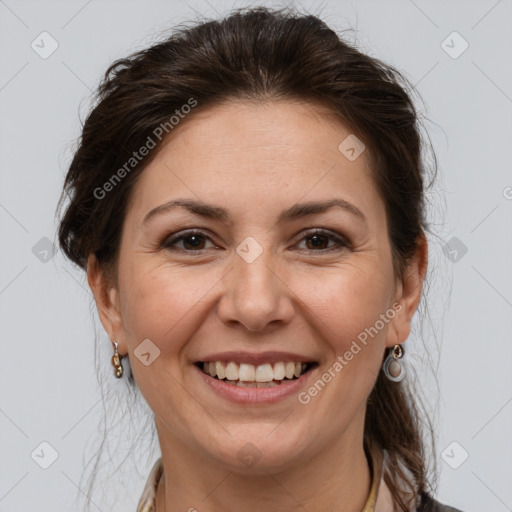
[{"left": 194, "top": 360, "right": 319, "bottom": 388}]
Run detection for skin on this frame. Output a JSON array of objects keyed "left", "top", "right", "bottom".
[{"left": 88, "top": 99, "right": 427, "bottom": 512}]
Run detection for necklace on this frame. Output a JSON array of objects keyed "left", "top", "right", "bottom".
[
  {"left": 146, "top": 443, "right": 382, "bottom": 512},
  {"left": 362, "top": 440, "right": 382, "bottom": 512}
]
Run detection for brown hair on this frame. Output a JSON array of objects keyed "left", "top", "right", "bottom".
[{"left": 57, "top": 6, "right": 438, "bottom": 510}]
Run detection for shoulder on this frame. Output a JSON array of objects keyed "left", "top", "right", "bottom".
[{"left": 416, "top": 491, "right": 465, "bottom": 512}]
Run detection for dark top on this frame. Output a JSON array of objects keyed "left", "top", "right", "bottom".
[{"left": 417, "top": 492, "right": 464, "bottom": 512}]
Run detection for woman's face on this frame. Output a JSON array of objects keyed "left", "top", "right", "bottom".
[{"left": 90, "top": 99, "right": 423, "bottom": 473}]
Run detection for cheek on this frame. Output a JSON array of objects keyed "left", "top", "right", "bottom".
[
  {"left": 285, "top": 263, "right": 395, "bottom": 430},
  {"left": 291, "top": 261, "right": 394, "bottom": 349},
  {"left": 118, "top": 264, "right": 220, "bottom": 415},
  {"left": 119, "top": 263, "right": 220, "bottom": 352}
]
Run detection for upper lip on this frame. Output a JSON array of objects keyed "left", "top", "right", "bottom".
[{"left": 195, "top": 351, "right": 318, "bottom": 366}]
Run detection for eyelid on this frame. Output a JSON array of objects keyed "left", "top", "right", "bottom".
[{"left": 306, "top": 227, "right": 347, "bottom": 240}]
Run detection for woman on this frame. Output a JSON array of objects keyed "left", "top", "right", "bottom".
[{"left": 57, "top": 6, "right": 463, "bottom": 511}]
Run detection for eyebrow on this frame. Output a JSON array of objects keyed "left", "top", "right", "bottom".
[{"left": 143, "top": 197, "right": 367, "bottom": 225}]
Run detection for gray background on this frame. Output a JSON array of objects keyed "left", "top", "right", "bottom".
[{"left": 1, "top": 0, "right": 511, "bottom": 511}]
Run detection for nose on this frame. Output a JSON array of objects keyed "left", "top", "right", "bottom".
[{"left": 217, "top": 247, "right": 295, "bottom": 333}]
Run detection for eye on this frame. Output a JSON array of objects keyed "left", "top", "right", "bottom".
[
  {"left": 162, "top": 230, "right": 216, "bottom": 252},
  {"left": 295, "top": 228, "right": 348, "bottom": 253},
  {"left": 161, "top": 228, "right": 349, "bottom": 254}
]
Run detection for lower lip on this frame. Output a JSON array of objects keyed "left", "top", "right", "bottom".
[{"left": 193, "top": 364, "right": 317, "bottom": 404}]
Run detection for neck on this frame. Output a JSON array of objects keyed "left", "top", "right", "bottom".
[{"left": 155, "top": 414, "right": 372, "bottom": 512}]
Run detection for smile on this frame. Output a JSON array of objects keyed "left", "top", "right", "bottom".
[
  {"left": 196, "top": 361, "right": 316, "bottom": 386},
  {"left": 193, "top": 361, "right": 319, "bottom": 404}
]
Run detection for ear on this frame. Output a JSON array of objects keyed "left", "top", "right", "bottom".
[
  {"left": 86, "top": 253, "right": 127, "bottom": 355},
  {"left": 386, "top": 231, "right": 428, "bottom": 347}
]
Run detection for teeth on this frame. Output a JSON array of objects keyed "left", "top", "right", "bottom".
[
  {"left": 256, "top": 381, "right": 279, "bottom": 388},
  {"left": 236, "top": 381, "right": 257, "bottom": 387},
  {"left": 238, "top": 363, "right": 256, "bottom": 381},
  {"left": 230, "top": 381, "right": 279, "bottom": 387},
  {"left": 215, "top": 361, "right": 226, "bottom": 380},
  {"left": 273, "top": 362, "right": 285, "bottom": 380},
  {"left": 255, "top": 363, "right": 274, "bottom": 382},
  {"left": 225, "top": 362, "right": 238, "bottom": 381},
  {"left": 285, "top": 362, "right": 296, "bottom": 379},
  {"left": 201, "top": 361, "right": 311, "bottom": 382}
]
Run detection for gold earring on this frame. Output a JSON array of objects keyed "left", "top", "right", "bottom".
[
  {"left": 111, "top": 341, "right": 124, "bottom": 378},
  {"left": 382, "top": 344, "right": 405, "bottom": 382}
]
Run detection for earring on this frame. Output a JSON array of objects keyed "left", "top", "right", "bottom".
[
  {"left": 383, "top": 344, "right": 405, "bottom": 382},
  {"left": 111, "top": 341, "right": 124, "bottom": 378}
]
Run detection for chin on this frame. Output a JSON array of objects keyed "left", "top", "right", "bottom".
[{"left": 205, "top": 431, "right": 308, "bottom": 475}]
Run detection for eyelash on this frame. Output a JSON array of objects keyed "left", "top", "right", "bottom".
[{"left": 161, "top": 228, "right": 349, "bottom": 254}]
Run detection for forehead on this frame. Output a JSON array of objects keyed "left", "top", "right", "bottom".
[{"left": 125, "top": 99, "right": 384, "bottom": 226}]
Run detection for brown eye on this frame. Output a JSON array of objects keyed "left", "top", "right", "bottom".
[
  {"left": 296, "top": 229, "right": 348, "bottom": 253},
  {"left": 160, "top": 228, "right": 348, "bottom": 255},
  {"left": 162, "top": 231, "right": 215, "bottom": 252},
  {"left": 305, "top": 234, "right": 330, "bottom": 250}
]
